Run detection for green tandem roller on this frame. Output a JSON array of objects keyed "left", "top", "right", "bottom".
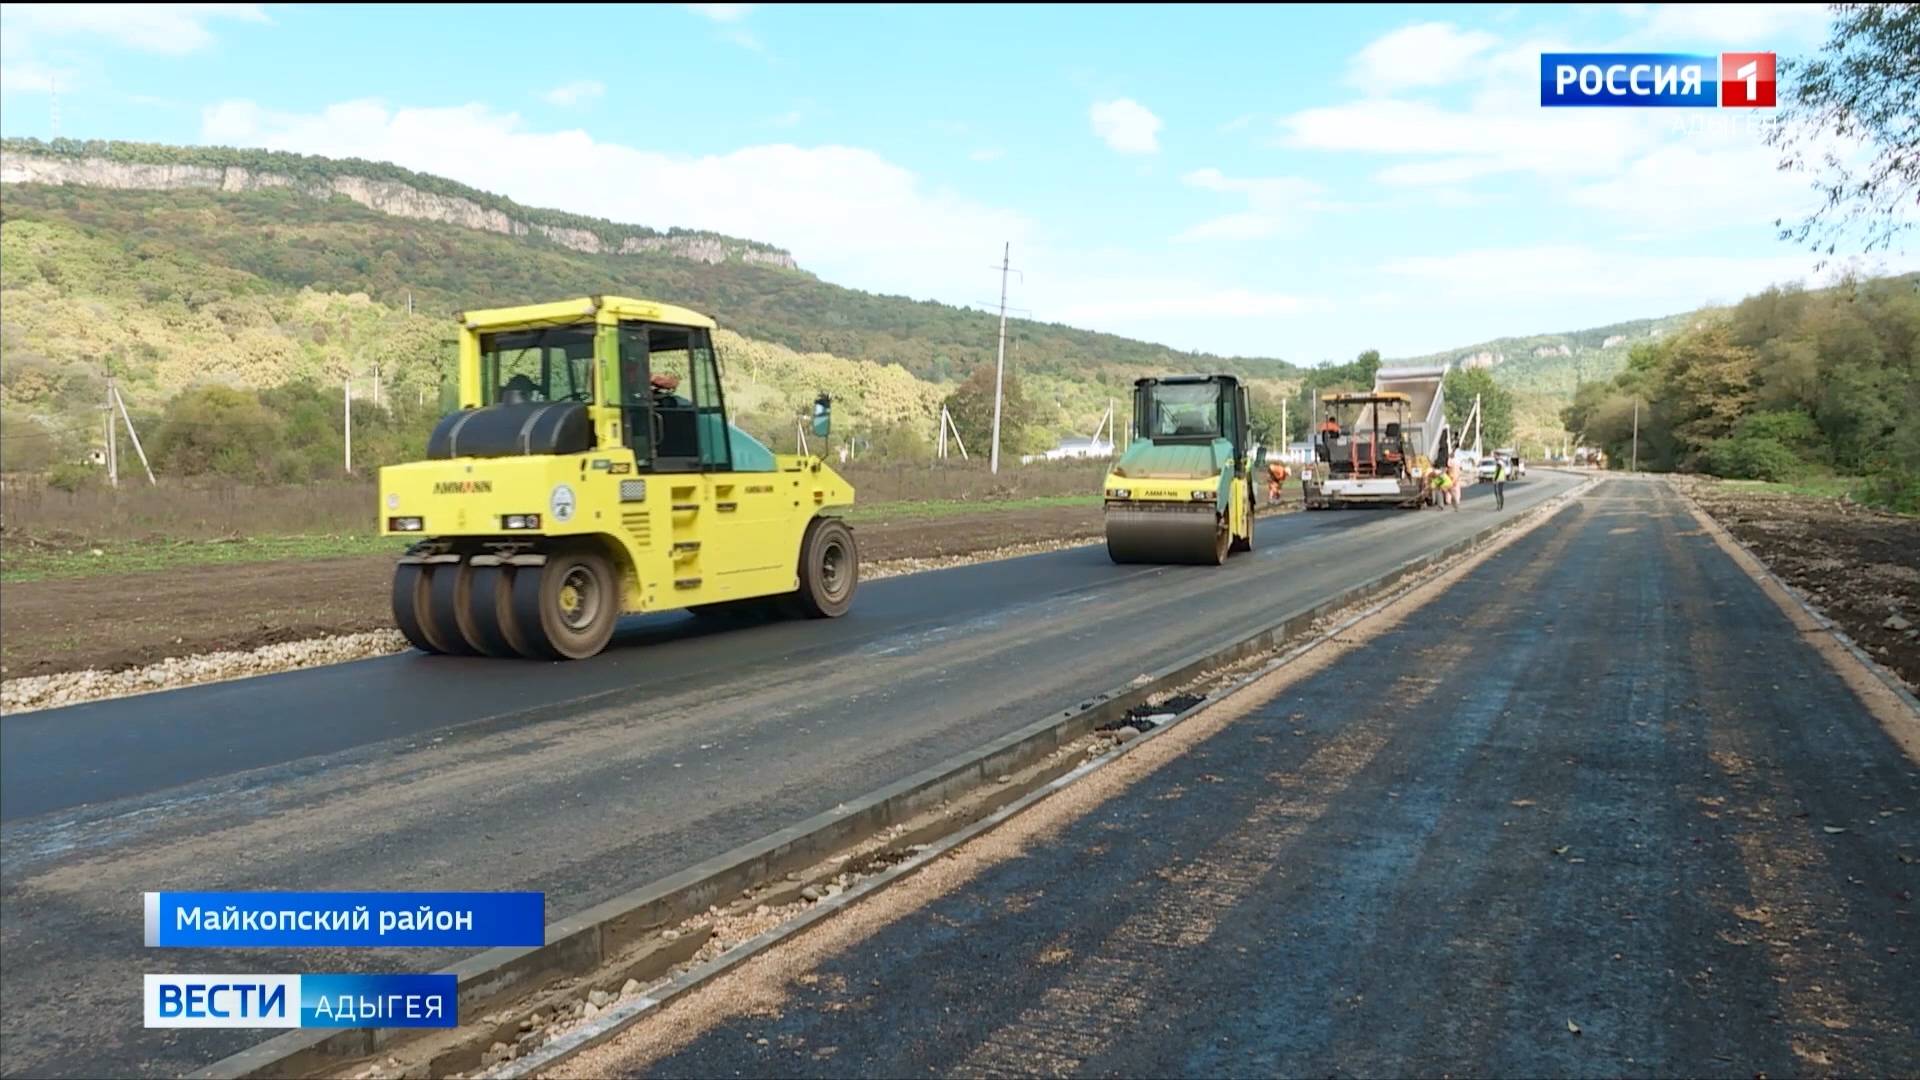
[{"left": 1100, "top": 375, "right": 1261, "bottom": 567}]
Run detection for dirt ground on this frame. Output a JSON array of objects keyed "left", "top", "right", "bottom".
[
  {"left": 1675, "top": 475, "right": 1920, "bottom": 690},
  {"left": 0, "top": 504, "right": 1123, "bottom": 679}
]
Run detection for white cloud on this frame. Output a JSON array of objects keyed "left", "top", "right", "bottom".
[
  {"left": 969, "top": 147, "right": 1005, "bottom": 162},
  {"left": 1347, "top": 21, "right": 1499, "bottom": 93},
  {"left": 540, "top": 80, "right": 604, "bottom": 107},
  {"left": 1089, "top": 98, "right": 1161, "bottom": 154},
  {"left": 1, "top": 3, "right": 267, "bottom": 55},
  {"left": 1567, "top": 142, "right": 1812, "bottom": 231},
  {"left": 0, "top": 59, "right": 66, "bottom": 93},
  {"left": 1052, "top": 286, "right": 1328, "bottom": 324},
  {"left": 684, "top": 3, "right": 754, "bottom": 21},
  {"left": 1176, "top": 168, "right": 1326, "bottom": 242},
  {"left": 199, "top": 99, "right": 1033, "bottom": 308},
  {"left": 769, "top": 109, "right": 803, "bottom": 128},
  {"left": 1377, "top": 245, "right": 1852, "bottom": 306},
  {"left": 1282, "top": 85, "right": 1653, "bottom": 185}
]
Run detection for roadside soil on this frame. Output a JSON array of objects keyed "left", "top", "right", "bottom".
[
  {"left": 0, "top": 501, "right": 1294, "bottom": 680},
  {"left": 1673, "top": 475, "right": 1920, "bottom": 690}
]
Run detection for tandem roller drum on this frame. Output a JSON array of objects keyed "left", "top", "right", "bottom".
[{"left": 1104, "top": 503, "right": 1230, "bottom": 565}]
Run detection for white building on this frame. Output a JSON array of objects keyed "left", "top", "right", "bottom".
[{"left": 1021, "top": 435, "right": 1116, "bottom": 464}]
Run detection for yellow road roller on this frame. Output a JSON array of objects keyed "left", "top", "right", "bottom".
[
  {"left": 379, "top": 296, "right": 856, "bottom": 660},
  {"left": 1101, "top": 375, "right": 1262, "bottom": 565}
]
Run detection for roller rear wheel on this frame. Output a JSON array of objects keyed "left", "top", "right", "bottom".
[
  {"left": 795, "top": 518, "right": 857, "bottom": 618},
  {"left": 509, "top": 548, "right": 619, "bottom": 660}
]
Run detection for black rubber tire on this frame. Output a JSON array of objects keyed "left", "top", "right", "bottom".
[
  {"left": 794, "top": 518, "right": 858, "bottom": 618},
  {"left": 426, "top": 561, "right": 483, "bottom": 656},
  {"left": 1208, "top": 522, "right": 1230, "bottom": 565},
  {"left": 488, "top": 566, "right": 539, "bottom": 659},
  {"left": 391, "top": 563, "right": 448, "bottom": 655},
  {"left": 461, "top": 565, "right": 519, "bottom": 658},
  {"left": 509, "top": 548, "right": 619, "bottom": 660}
]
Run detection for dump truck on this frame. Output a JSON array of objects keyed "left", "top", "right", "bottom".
[
  {"left": 1102, "top": 375, "right": 1262, "bottom": 564},
  {"left": 1301, "top": 364, "right": 1449, "bottom": 510},
  {"left": 379, "top": 296, "right": 856, "bottom": 660}
]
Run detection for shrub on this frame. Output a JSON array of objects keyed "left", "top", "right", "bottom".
[
  {"left": 1856, "top": 470, "right": 1920, "bottom": 515},
  {"left": 1733, "top": 409, "right": 1820, "bottom": 449},
  {"left": 1702, "top": 436, "right": 1803, "bottom": 482},
  {"left": 46, "top": 461, "right": 98, "bottom": 492}
]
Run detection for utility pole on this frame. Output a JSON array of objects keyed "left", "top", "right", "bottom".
[
  {"left": 1280, "top": 396, "right": 1288, "bottom": 460},
  {"left": 344, "top": 377, "right": 354, "bottom": 474},
  {"left": 113, "top": 384, "right": 156, "bottom": 484},
  {"left": 937, "top": 406, "right": 969, "bottom": 461},
  {"left": 1630, "top": 399, "right": 1640, "bottom": 473},
  {"left": 372, "top": 362, "right": 382, "bottom": 410},
  {"left": 104, "top": 380, "right": 118, "bottom": 487},
  {"left": 989, "top": 242, "right": 1011, "bottom": 474}
]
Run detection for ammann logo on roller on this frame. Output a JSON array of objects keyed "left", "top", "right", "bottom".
[{"left": 433, "top": 480, "right": 493, "bottom": 495}]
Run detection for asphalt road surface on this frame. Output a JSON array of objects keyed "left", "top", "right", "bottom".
[
  {"left": 0, "top": 475, "right": 1577, "bottom": 1077},
  {"left": 598, "top": 477, "right": 1920, "bottom": 1079}
]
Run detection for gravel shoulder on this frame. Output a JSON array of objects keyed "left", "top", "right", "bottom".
[
  {"left": 0, "top": 504, "right": 1126, "bottom": 680},
  {"left": 1672, "top": 474, "right": 1920, "bottom": 690}
]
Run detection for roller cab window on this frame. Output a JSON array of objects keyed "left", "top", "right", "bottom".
[
  {"left": 1139, "top": 381, "right": 1224, "bottom": 441},
  {"left": 480, "top": 325, "right": 596, "bottom": 405},
  {"left": 617, "top": 322, "right": 733, "bottom": 473}
]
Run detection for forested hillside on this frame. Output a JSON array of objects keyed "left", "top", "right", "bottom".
[{"left": 1563, "top": 274, "right": 1920, "bottom": 510}]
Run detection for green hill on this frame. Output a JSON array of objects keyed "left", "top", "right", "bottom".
[
  {"left": 1391, "top": 312, "right": 1701, "bottom": 452},
  {"left": 1, "top": 138, "right": 1309, "bottom": 469}
]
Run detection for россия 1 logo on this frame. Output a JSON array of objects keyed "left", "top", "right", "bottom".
[{"left": 1540, "top": 52, "right": 1775, "bottom": 107}]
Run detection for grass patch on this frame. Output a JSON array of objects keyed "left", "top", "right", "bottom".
[
  {"left": 1, "top": 534, "right": 406, "bottom": 583},
  {"left": 841, "top": 494, "right": 1100, "bottom": 523},
  {"left": 1, "top": 497, "right": 1105, "bottom": 581}
]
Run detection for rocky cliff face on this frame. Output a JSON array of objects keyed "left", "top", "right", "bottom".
[{"left": 0, "top": 152, "right": 799, "bottom": 270}]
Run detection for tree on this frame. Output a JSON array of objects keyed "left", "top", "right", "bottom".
[
  {"left": 150, "top": 385, "right": 285, "bottom": 480},
  {"left": 943, "top": 363, "right": 1040, "bottom": 457},
  {"left": 1660, "top": 323, "right": 1760, "bottom": 456},
  {"left": 1442, "top": 367, "right": 1515, "bottom": 447},
  {"left": 1768, "top": 4, "right": 1920, "bottom": 260}
]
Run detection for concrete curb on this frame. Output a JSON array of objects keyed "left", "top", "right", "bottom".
[{"left": 197, "top": 477, "right": 1593, "bottom": 1079}]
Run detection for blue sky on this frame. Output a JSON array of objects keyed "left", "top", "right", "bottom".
[{"left": 1, "top": 2, "right": 1910, "bottom": 362}]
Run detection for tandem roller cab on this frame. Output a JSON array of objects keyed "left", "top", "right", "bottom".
[
  {"left": 1101, "top": 375, "right": 1263, "bottom": 565},
  {"left": 379, "top": 296, "right": 856, "bottom": 661}
]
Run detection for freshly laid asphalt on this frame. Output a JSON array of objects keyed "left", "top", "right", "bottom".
[
  {"left": 621, "top": 477, "right": 1920, "bottom": 1079},
  {"left": 0, "top": 475, "right": 1578, "bottom": 1077}
]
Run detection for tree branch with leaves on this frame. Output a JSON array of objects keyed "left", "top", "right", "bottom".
[{"left": 1767, "top": 4, "right": 1919, "bottom": 261}]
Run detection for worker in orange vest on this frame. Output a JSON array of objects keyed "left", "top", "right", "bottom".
[{"left": 1266, "top": 459, "right": 1291, "bottom": 503}]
